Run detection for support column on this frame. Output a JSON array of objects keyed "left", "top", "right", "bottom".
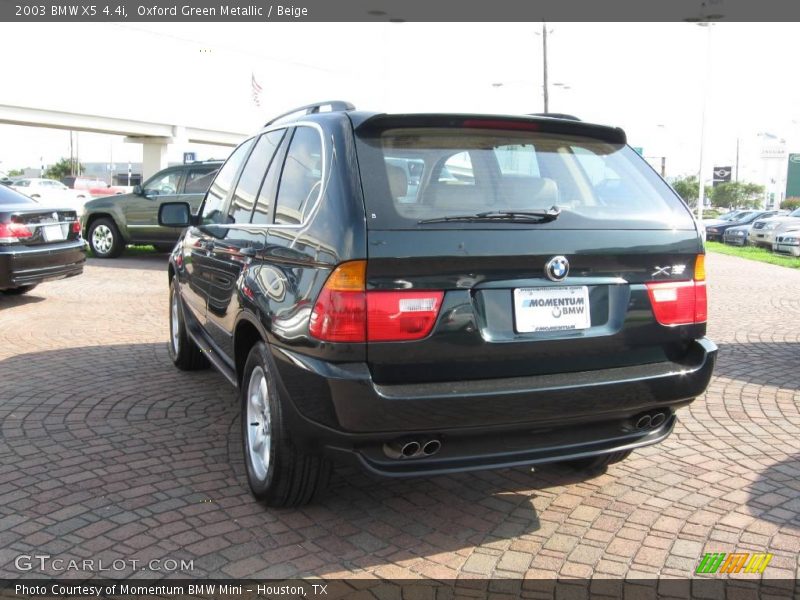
[
  {"left": 142, "top": 142, "right": 168, "bottom": 180},
  {"left": 124, "top": 135, "right": 173, "bottom": 181}
]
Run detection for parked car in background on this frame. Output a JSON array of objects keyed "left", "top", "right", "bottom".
[
  {"left": 705, "top": 210, "right": 778, "bottom": 242},
  {"left": 722, "top": 223, "right": 752, "bottom": 246},
  {"left": 10, "top": 178, "right": 91, "bottom": 216},
  {"left": 62, "top": 176, "right": 131, "bottom": 198},
  {"left": 749, "top": 207, "right": 800, "bottom": 248},
  {"left": 0, "top": 183, "right": 85, "bottom": 295},
  {"left": 773, "top": 229, "right": 800, "bottom": 256},
  {"left": 81, "top": 160, "right": 222, "bottom": 258},
  {"left": 702, "top": 209, "right": 750, "bottom": 227},
  {"left": 160, "top": 102, "right": 715, "bottom": 507}
]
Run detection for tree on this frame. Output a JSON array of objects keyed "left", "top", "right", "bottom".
[
  {"left": 43, "top": 157, "right": 84, "bottom": 181},
  {"left": 670, "top": 176, "right": 699, "bottom": 206},
  {"left": 781, "top": 197, "right": 800, "bottom": 211},
  {"left": 7, "top": 168, "right": 24, "bottom": 177},
  {"left": 709, "top": 181, "right": 765, "bottom": 209}
]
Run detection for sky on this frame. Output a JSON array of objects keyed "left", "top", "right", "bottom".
[{"left": 0, "top": 22, "right": 798, "bottom": 187}]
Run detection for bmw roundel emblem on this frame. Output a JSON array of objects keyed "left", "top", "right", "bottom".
[{"left": 545, "top": 256, "right": 569, "bottom": 281}]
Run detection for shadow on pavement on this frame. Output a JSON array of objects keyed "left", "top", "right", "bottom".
[
  {"left": 0, "top": 291, "right": 46, "bottom": 308},
  {"left": 712, "top": 342, "right": 800, "bottom": 390},
  {"left": 747, "top": 452, "right": 800, "bottom": 532},
  {"left": 0, "top": 342, "right": 618, "bottom": 577},
  {"left": 86, "top": 252, "right": 170, "bottom": 272}
]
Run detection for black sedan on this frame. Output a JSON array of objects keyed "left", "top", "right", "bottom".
[
  {"left": 0, "top": 184, "right": 86, "bottom": 295},
  {"left": 705, "top": 210, "right": 779, "bottom": 242}
]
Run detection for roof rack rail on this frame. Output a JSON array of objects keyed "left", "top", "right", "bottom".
[
  {"left": 528, "top": 112, "right": 581, "bottom": 121},
  {"left": 265, "top": 100, "right": 356, "bottom": 126}
]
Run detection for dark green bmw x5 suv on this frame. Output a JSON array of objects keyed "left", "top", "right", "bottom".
[{"left": 159, "top": 102, "right": 716, "bottom": 507}]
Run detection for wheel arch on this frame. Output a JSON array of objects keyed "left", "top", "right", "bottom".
[
  {"left": 85, "top": 212, "right": 128, "bottom": 242},
  {"left": 234, "top": 312, "right": 269, "bottom": 387}
]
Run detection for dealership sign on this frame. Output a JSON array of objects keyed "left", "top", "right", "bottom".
[{"left": 712, "top": 166, "right": 732, "bottom": 187}]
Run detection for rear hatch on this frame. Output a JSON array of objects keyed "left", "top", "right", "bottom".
[{"left": 352, "top": 114, "right": 705, "bottom": 384}]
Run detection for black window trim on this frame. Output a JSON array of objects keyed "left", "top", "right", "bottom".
[
  {"left": 203, "top": 121, "right": 327, "bottom": 231},
  {"left": 263, "top": 121, "right": 327, "bottom": 230},
  {"left": 246, "top": 127, "right": 290, "bottom": 225}
]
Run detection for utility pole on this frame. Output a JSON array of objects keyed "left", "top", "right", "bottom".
[
  {"left": 696, "top": 22, "right": 713, "bottom": 222},
  {"left": 69, "top": 131, "right": 74, "bottom": 177},
  {"left": 542, "top": 22, "right": 549, "bottom": 113},
  {"left": 735, "top": 137, "right": 740, "bottom": 182}
]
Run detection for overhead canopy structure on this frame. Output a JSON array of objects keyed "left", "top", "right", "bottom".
[{"left": 0, "top": 104, "right": 248, "bottom": 178}]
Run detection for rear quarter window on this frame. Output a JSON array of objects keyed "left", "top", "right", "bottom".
[{"left": 356, "top": 126, "right": 694, "bottom": 230}]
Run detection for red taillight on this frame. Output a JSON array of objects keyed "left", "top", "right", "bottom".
[
  {"left": 367, "top": 291, "right": 444, "bottom": 341},
  {"left": 645, "top": 255, "right": 707, "bottom": 326},
  {"left": 0, "top": 222, "right": 33, "bottom": 243},
  {"left": 71, "top": 221, "right": 81, "bottom": 234},
  {"left": 309, "top": 261, "right": 445, "bottom": 343},
  {"left": 309, "top": 261, "right": 367, "bottom": 343}
]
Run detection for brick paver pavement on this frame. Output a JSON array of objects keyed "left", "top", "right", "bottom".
[{"left": 0, "top": 252, "right": 798, "bottom": 582}]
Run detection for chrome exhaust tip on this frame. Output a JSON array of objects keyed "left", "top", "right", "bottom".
[
  {"left": 422, "top": 439, "right": 442, "bottom": 456},
  {"left": 383, "top": 440, "right": 421, "bottom": 460},
  {"left": 635, "top": 415, "right": 653, "bottom": 430},
  {"left": 650, "top": 412, "right": 666, "bottom": 427}
]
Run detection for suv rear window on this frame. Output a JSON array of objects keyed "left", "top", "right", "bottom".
[{"left": 356, "top": 125, "right": 694, "bottom": 230}]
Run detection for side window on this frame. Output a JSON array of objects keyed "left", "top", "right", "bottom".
[
  {"left": 227, "top": 130, "right": 286, "bottom": 224},
  {"left": 184, "top": 168, "right": 219, "bottom": 194},
  {"left": 201, "top": 139, "right": 254, "bottom": 225},
  {"left": 143, "top": 170, "right": 181, "bottom": 196},
  {"left": 495, "top": 144, "right": 540, "bottom": 176},
  {"left": 274, "top": 127, "right": 323, "bottom": 225},
  {"left": 251, "top": 130, "right": 290, "bottom": 225},
  {"left": 438, "top": 152, "right": 474, "bottom": 185}
]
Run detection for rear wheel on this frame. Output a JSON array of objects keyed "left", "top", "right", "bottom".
[
  {"left": 241, "top": 341, "right": 331, "bottom": 507},
  {"left": 3, "top": 285, "right": 37, "bottom": 295},
  {"left": 564, "top": 450, "right": 632, "bottom": 472},
  {"left": 88, "top": 218, "right": 124, "bottom": 258},
  {"left": 168, "top": 278, "right": 208, "bottom": 370}
]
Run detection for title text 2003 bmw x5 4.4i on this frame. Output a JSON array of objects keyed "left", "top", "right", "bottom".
[{"left": 160, "top": 102, "right": 716, "bottom": 507}]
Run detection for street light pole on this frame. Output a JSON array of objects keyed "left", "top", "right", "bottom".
[
  {"left": 542, "top": 22, "right": 549, "bottom": 113},
  {"left": 696, "top": 22, "right": 713, "bottom": 222}
]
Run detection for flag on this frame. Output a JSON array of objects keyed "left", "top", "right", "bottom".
[{"left": 251, "top": 73, "right": 263, "bottom": 107}]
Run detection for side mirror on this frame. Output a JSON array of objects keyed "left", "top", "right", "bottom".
[
  {"left": 133, "top": 184, "right": 143, "bottom": 195},
  {"left": 159, "top": 202, "right": 193, "bottom": 227}
]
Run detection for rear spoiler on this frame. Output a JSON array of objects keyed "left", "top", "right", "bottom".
[{"left": 353, "top": 113, "right": 627, "bottom": 145}]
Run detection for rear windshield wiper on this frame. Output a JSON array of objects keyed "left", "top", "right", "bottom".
[{"left": 418, "top": 207, "right": 561, "bottom": 225}]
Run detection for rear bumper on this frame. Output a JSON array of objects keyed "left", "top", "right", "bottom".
[
  {"left": 272, "top": 337, "right": 717, "bottom": 476},
  {"left": 0, "top": 240, "right": 86, "bottom": 289}
]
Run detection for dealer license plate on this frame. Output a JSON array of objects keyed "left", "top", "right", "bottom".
[
  {"left": 514, "top": 286, "right": 591, "bottom": 333},
  {"left": 42, "top": 224, "right": 65, "bottom": 242}
]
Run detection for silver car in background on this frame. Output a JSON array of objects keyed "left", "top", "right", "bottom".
[
  {"left": 750, "top": 208, "right": 800, "bottom": 248},
  {"left": 772, "top": 220, "right": 800, "bottom": 256}
]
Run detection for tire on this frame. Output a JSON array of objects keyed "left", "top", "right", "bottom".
[
  {"left": 3, "top": 285, "right": 37, "bottom": 295},
  {"left": 153, "top": 243, "right": 175, "bottom": 253},
  {"left": 168, "top": 278, "right": 208, "bottom": 371},
  {"left": 88, "top": 217, "right": 124, "bottom": 258},
  {"left": 564, "top": 450, "right": 632, "bottom": 472},
  {"left": 241, "top": 341, "right": 331, "bottom": 507}
]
